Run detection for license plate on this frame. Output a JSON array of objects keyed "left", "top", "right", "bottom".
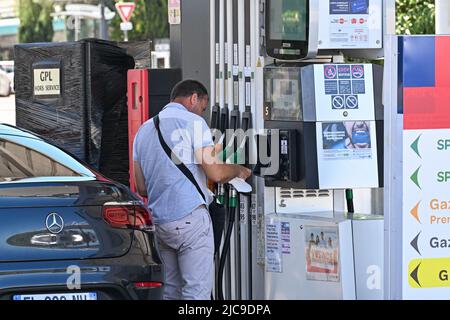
[{"left": 13, "top": 292, "right": 97, "bottom": 301}]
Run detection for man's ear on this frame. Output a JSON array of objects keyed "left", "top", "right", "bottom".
[{"left": 191, "top": 93, "right": 199, "bottom": 105}]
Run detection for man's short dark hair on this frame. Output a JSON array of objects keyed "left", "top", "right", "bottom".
[{"left": 170, "top": 79, "right": 208, "bottom": 101}]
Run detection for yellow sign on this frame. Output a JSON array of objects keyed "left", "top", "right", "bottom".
[{"left": 409, "top": 258, "right": 450, "bottom": 288}]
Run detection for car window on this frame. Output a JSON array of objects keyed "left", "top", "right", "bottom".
[{"left": 0, "top": 138, "right": 83, "bottom": 182}]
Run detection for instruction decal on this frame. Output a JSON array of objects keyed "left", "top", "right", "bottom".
[
  {"left": 265, "top": 220, "right": 282, "bottom": 273},
  {"left": 281, "top": 222, "right": 291, "bottom": 254}
]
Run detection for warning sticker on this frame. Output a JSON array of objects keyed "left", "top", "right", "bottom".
[
  {"left": 345, "top": 95, "right": 359, "bottom": 109},
  {"left": 316, "top": 64, "right": 374, "bottom": 122},
  {"left": 337, "top": 65, "right": 351, "bottom": 79},
  {"left": 339, "top": 80, "right": 352, "bottom": 94},
  {"left": 331, "top": 95, "right": 359, "bottom": 110},
  {"left": 352, "top": 80, "right": 366, "bottom": 94},
  {"left": 324, "top": 65, "right": 338, "bottom": 79},
  {"left": 332, "top": 95, "right": 345, "bottom": 110},
  {"left": 325, "top": 80, "right": 338, "bottom": 95},
  {"left": 351, "top": 65, "right": 365, "bottom": 79}
]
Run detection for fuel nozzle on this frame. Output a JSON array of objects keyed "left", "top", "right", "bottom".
[
  {"left": 217, "top": 183, "right": 226, "bottom": 205},
  {"left": 211, "top": 104, "right": 220, "bottom": 130},
  {"left": 229, "top": 186, "right": 238, "bottom": 208}
]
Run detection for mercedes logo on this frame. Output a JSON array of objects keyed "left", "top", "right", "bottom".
[{"left": 45, "top": 213, "right": 64, "bottom": 234}]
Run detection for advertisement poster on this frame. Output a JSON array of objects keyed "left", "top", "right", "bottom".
[
  {"left": 322, "top": 121, "right": 373, "bottom": 160},
  {"left": 305, "top": 226, "right": 340, "bottom": 282}
]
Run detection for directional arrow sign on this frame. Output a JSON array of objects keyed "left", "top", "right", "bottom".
[
  {"left": 409, "top": 258, "right": 450, "bottom": 288},
  {"left": 410, "top": 202, "right": 421, "bottom": 224},
  {"left": 410, "top": 232, "right": 421, "bottom": 256},
  {"left": 410, "top": 166, "right": 421, "bottom": 189},
  {"left": 115, "top": 2, "right": 136, "bottom": 23},
  {"left": 410, "top": 135, "right": 422, "bottom": 158},
  {"left": 409, "top": 262, "right": 421, "bottom": 287}
]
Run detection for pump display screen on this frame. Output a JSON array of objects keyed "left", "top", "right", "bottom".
[
  {"left": 264, "top": 68, "right": 301, "bottom": 121},
  {"left": 269, "top": 0, "right": 307, "bottom": 41}
]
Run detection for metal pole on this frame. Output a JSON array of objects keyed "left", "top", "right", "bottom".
[
  {"left": 100, "top": 0, "right": 108, "bottom": 40},
  {"left": 210, "top": 0, "right": 216, "bottom": 115},
  {"left": 436, "top": 0, "right": 450, "bottom": 35},
  {"left": 124, "top": 30, "right": 129, "bottom": 42},
  {"left": 226, "top": 0, "right": 235, "bottom": 301},
  {"left": 219, "top": 0, "right": 225, "bottom": 111},
  {"left": 383, "top": 0, "right": 399, "bottom": 301},
  {"left": 75, "top": 16, "right": 81, "bottom": 41}
]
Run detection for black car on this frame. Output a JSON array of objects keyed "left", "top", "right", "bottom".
[{"left": 0, "top": 124, "right": 164, "bottom": 300}]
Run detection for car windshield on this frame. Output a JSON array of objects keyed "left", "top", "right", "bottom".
[{"left": 0, "top": 137, "right": 89, "bottom": 182}]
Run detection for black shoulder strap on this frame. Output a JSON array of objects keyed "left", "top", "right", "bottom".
[{"left": 153, "top": 114, "right": 206, "bottom": 202}]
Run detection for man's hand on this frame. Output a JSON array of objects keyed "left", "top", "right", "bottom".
[
  {"left": 196, "top": 146, "right": 253, "bottom": 184},
  {"left": 214, "top": 143, "right": 223, "bottom": 156},
  {"left": 237, "top": 166, "right": 252, "bottom": 180}
]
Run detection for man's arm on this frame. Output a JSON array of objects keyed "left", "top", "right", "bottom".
[
  {"left": 133, "top": 161, "right": 148, "bottom": 197},
  {"left": 195, "top": 145, "right": 251, "bottom": 184}
]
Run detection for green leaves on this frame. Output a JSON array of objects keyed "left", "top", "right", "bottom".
[
  {"left": 18, "top": 0, "right": 54, "bottom": 43},
  {"left": 396, "top": 0, "right": 435, "bottom": 35}
]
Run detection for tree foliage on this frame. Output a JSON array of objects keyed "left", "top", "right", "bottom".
[
  {"left": 18, "top": 0, "right": 54, "bottom": 43},
  {"left": 110, "top": 0, "right": 169, "bottom": 44},
  {"left": 396, "top": 0, "right": 435, "bottom": 35}
]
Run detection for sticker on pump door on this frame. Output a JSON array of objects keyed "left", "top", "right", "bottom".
[
  {"left": 316, "top": 64, "right": 374, "bottom": 121},
  {"left": 321, "top": 121, "right": 372, "bottom": 160},
  {"left": 324, "top": 65, "right": 338, "bottom": 79},
  {"left": 265, "top": 220, "right": 282, "bottom": 273},
  {"left": 281, "top": 222, "right": 291, "bottom": 254},
  {"left": 351, "top": 65, "right": 365, "bottom": 79},
  {"left": 318, "top": 0, "right": 382, "bottom": 50},
  {"left": 316, "top": 121, "right": 379, "bottom": 189},
  {"left": 305, "top": 226, "right": 339, "bottom": 282}
]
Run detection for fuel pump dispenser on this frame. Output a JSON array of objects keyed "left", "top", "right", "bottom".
[
  {"left": 261, "top": 63, "right": 383, "bottom": 189},
  {"left": 258, "top": 0, "right": 386, "bottom": 300},
  {"left": 208, "top": 0, "right": 390, "bottom": 301},
  {"left": 261, "top": 63, "right": 385, "bottom": 299}
]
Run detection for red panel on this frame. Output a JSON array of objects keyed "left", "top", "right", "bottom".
[
  {"left": 127, "top": 69, "right": 149, "bottom": 193},
  {"left": 435, "top": 36, "right": 450, "bottom": 87},
  {"left": 404, "top": 87, "right": 450, "bottom": 130}
]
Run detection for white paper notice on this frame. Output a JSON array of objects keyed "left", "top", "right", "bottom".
[{"left": 265, "top": 219, "right": 282, "bottom": 273}]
